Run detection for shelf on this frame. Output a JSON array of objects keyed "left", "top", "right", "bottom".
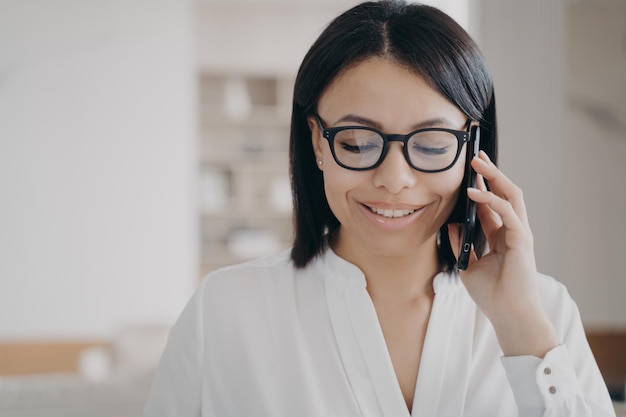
[{"left": 197, "top": 71, "right": 295, "bottom": 275}]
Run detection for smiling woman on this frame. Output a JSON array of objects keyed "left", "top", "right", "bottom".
[{"left": 143, "top": 1, "right": 616, "bottom": 416}]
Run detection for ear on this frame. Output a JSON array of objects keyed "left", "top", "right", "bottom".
[{"left": 307, "top": 115, "right": 324, "bottom": 169}]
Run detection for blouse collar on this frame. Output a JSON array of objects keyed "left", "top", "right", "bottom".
[{"left": 316, "top": 246, "right": 462, "bottom": 295}]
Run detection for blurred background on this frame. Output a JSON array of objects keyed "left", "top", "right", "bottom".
[{"left": 0, "top": 0, "right": 624, "bottom": 415}]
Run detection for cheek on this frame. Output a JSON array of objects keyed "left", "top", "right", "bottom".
[
  {"left": 320, "top": 165, "right": 363, "bottom": 217},
  {"left": 321, "top": 166, "right": 350, "bottom": 202},
  {"left": 432, "top": 163, "right": 466, "bottom": 211},
  {"left": 444, "top": 173, "right": 465, "bottom": 200},
  {"left": 439, "top": 156, "right": 465, "bottom": 190},
  {"left": 438, "top": 162, "right": 466, "bottom": 222}
]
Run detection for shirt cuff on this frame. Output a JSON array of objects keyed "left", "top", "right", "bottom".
[{"left": 501, "top": 344, "right": 583, "bottom": 412}]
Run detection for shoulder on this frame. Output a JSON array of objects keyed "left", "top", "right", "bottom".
[
  {"left": 190, "top": 250, "right": 327, "bottom": 339},
  {"left": 195, "top": 249, "right": 323, "bottom": 308},
  {"left": 199, "top": 249, "right": 294, "bottom": 290},
  {"left": 206, "top": 249, "right": 293, "bottom": 277}
]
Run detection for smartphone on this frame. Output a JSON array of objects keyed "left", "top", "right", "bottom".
[{"left": 457, "top": 125, "right": 481, "bottom": 270}]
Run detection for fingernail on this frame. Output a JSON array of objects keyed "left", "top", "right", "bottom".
[{"left": 467, "top": 187, "right": 480, "bottom": 194}]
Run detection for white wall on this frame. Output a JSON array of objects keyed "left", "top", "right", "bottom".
[
  {"left": 196, "top": 1, "right": 471, "bottom": 75},
  {"left": 0, "top": 0, "right": 197, "bottom": 340},
  {"left": 564, "top": 0, "right": 626, "bottom": 327},
  {"left": 196, "top": 2, "right": 356, "bottom": 75},
  {"left": 478, "top": 0, "right": 568, "bottom": 279},
  {"left": 476, "top": 0, "right": 626, "bottom": 327}
]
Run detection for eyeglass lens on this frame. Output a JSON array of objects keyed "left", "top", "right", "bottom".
[{"left": 332, "top": 128, "right": 460, "bottom": 171}]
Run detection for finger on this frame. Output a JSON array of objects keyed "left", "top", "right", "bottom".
[
  {"left": 471, "top": 152, "right": 530, "bottom": 226},
  {"left": 467, "top": 187, "right": 526, "bottom": 238},
  {"left": 476, "top": 173, "right": 488, "bottom": 192},
  {"left": 475, "top": 197, "right": 502, "bottom": 241},
  {"left": 475, "top": 174, "right": 502, "bottom": 229},
  {"left": 475, "top": 152, "right": 528, "bottom": 225},
  {"left": 472, "top": 152, "right": 517, "bottom": 201},
  {"left": 465, "top": 173, "right": 502, "bottom": 244}
]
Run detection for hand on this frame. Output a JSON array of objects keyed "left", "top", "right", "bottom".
[{"left": 448, "top": 150, "right": 558, "bottom": 357}]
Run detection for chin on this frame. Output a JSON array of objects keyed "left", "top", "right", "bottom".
[{"left": 369, "top": 231, "right": 438, "bottom": 258}]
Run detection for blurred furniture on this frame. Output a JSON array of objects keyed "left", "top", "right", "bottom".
[
  {"left": 0, "top": 324, "right": 168, "bottom": 417},
  {"left": 586, "top": 329, "right": 626, "bottom": 402},
  {"left": 198, "top": 73, "right": 294, "bottom": 276}
]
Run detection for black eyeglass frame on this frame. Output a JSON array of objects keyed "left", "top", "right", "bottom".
[{"left": 313, "top": 114, "right": 472, "bottom": 173}]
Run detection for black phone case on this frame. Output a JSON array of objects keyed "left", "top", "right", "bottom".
[{"left": 457, "top": 125, "right": 481, "bottom": 270}]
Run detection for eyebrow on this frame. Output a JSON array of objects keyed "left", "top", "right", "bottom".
[{"left": 333, "top": 114, "right": 460, "bottom": 131}]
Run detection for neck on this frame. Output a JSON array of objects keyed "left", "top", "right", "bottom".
[{"left": 330, "top": 231, "right": 440, "bottom": 301}]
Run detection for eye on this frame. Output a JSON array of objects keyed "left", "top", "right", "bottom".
[
  {"left": 335, "top": 129, "right": 383, "bottom": 154},
  {"left": 412, "top": 144, "right": 450, "bottom": 155},
  {"left": 340, "top": 141, "right": 381, "bottom": 154},
  {"left": 409, "top": 131, "right": 457, "bottom": 157}
]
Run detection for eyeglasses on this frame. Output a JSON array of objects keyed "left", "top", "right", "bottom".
[{"left": 313, "top": 114, "right": 471, "bottom": 173}]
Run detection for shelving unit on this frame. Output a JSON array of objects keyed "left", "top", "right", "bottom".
[{"left": 197, "top": 73, "right": 295, "bottom": 276}]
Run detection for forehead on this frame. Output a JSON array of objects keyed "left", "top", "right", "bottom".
[{"left": 317, "top": 57, "right": 465, "bottom": 129}]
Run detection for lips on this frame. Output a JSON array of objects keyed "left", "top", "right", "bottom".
[
  {"left": 358, "top": 202, "right": 428, "bottom": 231},
  {"left": 367, "top": 206, "right": 416, "bottom": 219}
]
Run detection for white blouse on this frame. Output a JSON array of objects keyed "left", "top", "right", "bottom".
[{"left": 143, "top": 249, "right": 615, "bottom": 417}]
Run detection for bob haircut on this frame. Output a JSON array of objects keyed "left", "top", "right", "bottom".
[{"left": 290, "top": 0, "right": 497, "bottom": 270}]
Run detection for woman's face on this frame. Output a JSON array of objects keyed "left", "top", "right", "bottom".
[{"left": 309, "top": 57, "right": 468, "bottom": 261}]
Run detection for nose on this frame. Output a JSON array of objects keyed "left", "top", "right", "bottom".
[{"left": 372, "top": 143, "right": 417, "bottom": 194}]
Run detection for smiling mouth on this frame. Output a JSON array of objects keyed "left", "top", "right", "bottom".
[{"left": 366, "top": 206, "right": 417, "bottom": 219}]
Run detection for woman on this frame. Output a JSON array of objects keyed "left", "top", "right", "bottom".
[{"left": 144, "top": 1, "right": 615, "bottom": 416}]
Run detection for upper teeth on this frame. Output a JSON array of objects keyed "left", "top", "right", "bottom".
[{"left": 369, "top": 207, "right": 416, "bottom": 218}]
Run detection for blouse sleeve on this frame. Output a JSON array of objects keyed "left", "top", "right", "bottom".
[
  {"left": 500, "top": 281, "right": 616, "bottom": 417},
  {"left": 143, "top": 281, "right": 205, "bottom": 417}
]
